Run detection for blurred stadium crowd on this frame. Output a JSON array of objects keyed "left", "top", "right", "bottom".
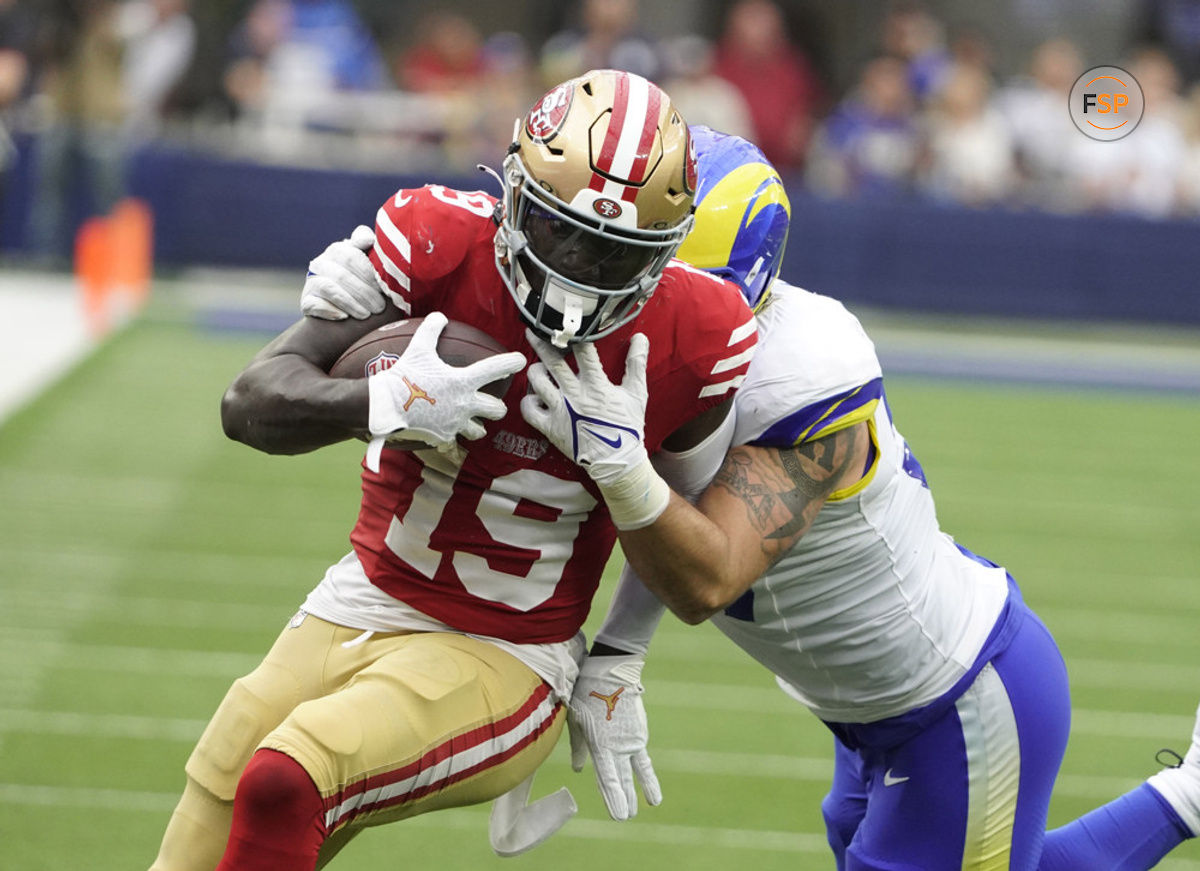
[{"left": 3, "top": 0, "right": 1200, "bottom": 265}]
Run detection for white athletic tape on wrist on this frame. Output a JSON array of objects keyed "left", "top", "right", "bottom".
[{"left": 597, "top": 457, "right": 670, "bottom": 531}]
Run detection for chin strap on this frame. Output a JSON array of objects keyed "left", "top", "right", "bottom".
[
  {"left": 550, "top": 291, "right": 585, "bottom": 348},
  {"left": 488, "top": 773, "right": 577, "bottom": 857}
]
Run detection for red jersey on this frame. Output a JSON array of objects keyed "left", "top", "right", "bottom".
[{"left": 351, "top": 185, "right": 757, "bottom": 644}]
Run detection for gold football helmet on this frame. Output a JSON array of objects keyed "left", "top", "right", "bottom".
[{"left": 495, "top": 69, "right": 697, "bottom": 346}]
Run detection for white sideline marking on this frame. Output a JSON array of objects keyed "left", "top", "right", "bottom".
[{"left": 0, "top": 273, "right": 94, "bottom": 424}]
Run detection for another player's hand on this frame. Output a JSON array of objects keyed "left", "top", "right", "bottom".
[
  {"left": 568, "top": 652, "right": 661, "bottom": 821},
  {"left": 368, "top": 312, "right": 526, "bottom": 448},
  {"left": 522, "top": 332, "right": 668, "bottom": 529},
  {"left": 301, "top": 225, "right": 386, "bottom": 320}
]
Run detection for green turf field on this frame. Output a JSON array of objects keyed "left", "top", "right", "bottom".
[{"left": 1, "top": 312, "right": 1199, "bottom": 870}]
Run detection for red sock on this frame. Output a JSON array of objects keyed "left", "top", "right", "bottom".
[{"left": 215, "top": 749, "right": 327, "bottom": 871}]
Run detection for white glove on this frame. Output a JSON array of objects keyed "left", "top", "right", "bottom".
[
  {"left": 521, "top": 332, "right": 669, "bottom": 530},
  {"left": 488, "top": 773, "right": 577, "bottom": 857},
  {"left": 301, "top": 225, "right": 386, "bottom": 320},
  {"left": 567, "top": 653, "right": 662, "bottom": 821},
  {"left": 368, "top": 312, "right": 526, "bottom": 449}
]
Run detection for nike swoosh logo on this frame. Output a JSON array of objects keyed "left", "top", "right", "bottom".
[
  {"left": 395, "top": 194, "right": 412, "bottom": 208},
  {"left": 883, "top": 769, "right": 910, "bottom": 787},
  {"left": 581, "top": 426, "right": 623, "bottom": 449}
]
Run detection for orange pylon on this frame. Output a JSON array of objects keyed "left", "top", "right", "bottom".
[
  {"left": 73, "top": 197, "right": 154, "bottom": 336},
  {"left": 75, "top": 215, "right": 112, "bottom": 336}
]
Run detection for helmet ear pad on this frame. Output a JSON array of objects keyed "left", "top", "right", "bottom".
[{"left": 494, "top": 70, "right": 696, "bottom": 346}]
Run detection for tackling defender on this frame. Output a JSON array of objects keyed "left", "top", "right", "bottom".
[
  {"left": 147, "top": 71, "right": 758, "bottom": 871},
  {"left": 524, "top": 127, "right": 1200, "bottom": 870},
  {"left": 310, "top": 125, "right": 1200, "bottom": 869}
]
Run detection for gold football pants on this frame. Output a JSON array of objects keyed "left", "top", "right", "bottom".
[{"left": 148, "top": 614, "right": 564, "bottom": 871}]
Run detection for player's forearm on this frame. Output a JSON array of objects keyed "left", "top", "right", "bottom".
[
  {"left": 592, "top": 564, "right": 669, "bottom": 655},
  {"left": 617, "top": 490, "right": 751, "bottom": 624},
  {"left": 221, "top": 354, "right": 369, "bottom": 454}
]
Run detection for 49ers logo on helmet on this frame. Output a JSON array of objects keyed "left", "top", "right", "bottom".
[
  {"left": 525, "top": 83, "right": 573, "bottom": 143},
  {"left": 593, "top": 198, "right": 623, "bottom": 219}
]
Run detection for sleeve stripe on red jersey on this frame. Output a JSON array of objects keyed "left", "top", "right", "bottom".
[
  {"left": 711, "top": 345, "right": 755, "bottom": 375},
  {"left": 699, "top": 374, "right": 748, "bottom": 398},
  {"left": 374, "top": 206, "right": 412, "bottom": 294},
  {"left": 698, "top": 314, "right": 756, "bottom": 399},
  {"left": 728, "top": 317, "right": 757, "bottom": 346}
]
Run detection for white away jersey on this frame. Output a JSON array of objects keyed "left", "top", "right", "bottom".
[{"left": 711, "top": 281, "right": 1010, "bottom": 724}]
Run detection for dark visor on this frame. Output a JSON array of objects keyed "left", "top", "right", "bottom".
[{"left": 523, "top": 204, "right": 663, "bottom": 291}]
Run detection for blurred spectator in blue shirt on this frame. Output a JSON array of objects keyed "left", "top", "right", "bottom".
[
  {"left": 223, "top": 0, "right": 385, "bottom": 122},
  {"left": 289, "top": 0, "right": 384, "bottom": 92},
  {"left": 806, "top": 55, "right": 920, "bottom": 199},
  {"left": 881, "top": 1, "right": 951, "bottom": 103}
]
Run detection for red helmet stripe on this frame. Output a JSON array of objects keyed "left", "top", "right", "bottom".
[
  {"left": 595, "top": 72, "right": 630, "bottom": 177},
  {"left": 586, "top": 73, "right": 665, "bottom": 205},
  {"left": 625, "top": 84, "right": 662, "bottom": 196}
]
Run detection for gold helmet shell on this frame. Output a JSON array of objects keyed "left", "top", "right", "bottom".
[{"left": 495, "top": 69, "right": 697, "bottom": 346}]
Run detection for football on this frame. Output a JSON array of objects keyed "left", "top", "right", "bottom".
[{"left": 329, "top": 316, "right": 515, "bottom": 450}]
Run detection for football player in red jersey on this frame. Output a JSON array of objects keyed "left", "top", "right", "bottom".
[
  {"left": 301, "top": 126, "right": 1200, "bottom": 870},
  {"left": 147, "top": 70, "right": 757, "bottom": 871}
]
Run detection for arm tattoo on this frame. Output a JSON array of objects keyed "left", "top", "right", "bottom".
[{"left": 714, "top": 423, "right": 866, "bottom": 560}]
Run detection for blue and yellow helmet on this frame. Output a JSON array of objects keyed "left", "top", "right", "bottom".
[{"left": 677, "top": 125, "right": 791, "bottom": 309}]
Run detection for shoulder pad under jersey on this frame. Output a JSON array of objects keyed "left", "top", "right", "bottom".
[
  {"left": 369, "top": 185, "right": 498, "bottom": 313},
  {"left": 733, "top": 281, "right": 883, "bottom": 447}
]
